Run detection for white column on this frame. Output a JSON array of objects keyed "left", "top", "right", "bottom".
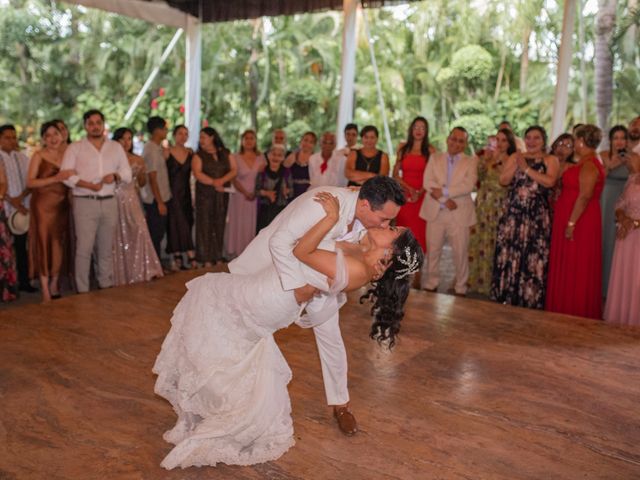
[
  {"left": 185, "top": 15, "right": 202, "bottom": 149},
  {"left": 336, "top": 0, "right": 358, "bottom": 148},
  {"left": 551, "top": 0, "right": 576, "bottom": 141}
]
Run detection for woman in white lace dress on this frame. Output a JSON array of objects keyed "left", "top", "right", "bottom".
[{"left": 153, "top": 192, "right": 423, "bottom": 469}]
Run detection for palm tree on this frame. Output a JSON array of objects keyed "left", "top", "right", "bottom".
[{"left": 595, "top": 0, "right": 617, "bottom": 139}]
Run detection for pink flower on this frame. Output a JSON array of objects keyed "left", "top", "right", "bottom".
[
  {"left": 179, "top": 104, "right": 185, "bottom": 114},
  {"left": 151, "top": 99, "right": 159, "bottom": 110},
  {"left": 158, "top": 87, "right": 166, "bottom": 97}
]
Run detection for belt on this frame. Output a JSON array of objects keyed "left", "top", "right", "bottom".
[{"left": 74, "top": 195, "right": 114, "bottom": 200}]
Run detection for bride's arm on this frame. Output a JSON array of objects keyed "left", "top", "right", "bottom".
[{"left": 293, "top": 192, "right": 340, "bottom": 280}]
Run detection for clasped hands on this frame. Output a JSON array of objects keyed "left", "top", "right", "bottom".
[{"left": 430, "top": 187, "right": 457, "bottom": 210}]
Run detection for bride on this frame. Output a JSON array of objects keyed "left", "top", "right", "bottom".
[{"left": 153, "top": 192, "right": 423, "bottom": 469}]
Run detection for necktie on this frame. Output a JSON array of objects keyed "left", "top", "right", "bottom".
[{"left": 320, "top": 158, "right": 328, "bottom": 174}]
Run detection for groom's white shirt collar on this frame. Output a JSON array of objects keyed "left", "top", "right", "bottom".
[{"left": 337, "top": 219, "right": 365, "bottom": 242}]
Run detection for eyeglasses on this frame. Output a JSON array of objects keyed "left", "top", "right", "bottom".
[{"left": 557, "top": 141, "right": 573, "bottom": 148}]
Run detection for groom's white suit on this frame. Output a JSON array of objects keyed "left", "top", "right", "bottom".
[{"left": 229, "top": 185, "right": 361, "bottom": 406}]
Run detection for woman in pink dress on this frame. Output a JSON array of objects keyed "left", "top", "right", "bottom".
[
  {"left": 393, "top": 116, "right": 435, "bottom": 288},
  {"left": 604, "top": 154, "right": 640, "bottom": 326},
  {"left": 224, "top": 130, "right": 266, "bottom": 259},
  {"left": 111, "top": 128, "right": 163, "bottom": 285}
]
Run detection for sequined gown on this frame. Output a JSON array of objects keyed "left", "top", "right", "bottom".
[
  {"left": 491, "top": 160, "right": 552, "bottom": 309},
  {"left": 112, "top": 163, "right": 163, "bottom": 285},
  {"left": 195, "top": 150, "right": 230, "bottom": 263}
]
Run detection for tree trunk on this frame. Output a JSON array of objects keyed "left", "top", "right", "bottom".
[
  {"left": 628, "top": 0, "right": 638, "bottom": 64},
  {"left": 248, "top": 19, "right": 263, "bottom": 132},
  {"left": 519, "top": 26, "right": 531, "bottom": 93},
  {"left": 578, "top": 0, "right": 588, "bottom": 123},
  {"left": 494, "top": 47, "right": 507, "bottom": 101},
  {"left": 595, "top": 0, "right": 617, "bottom": 143}
]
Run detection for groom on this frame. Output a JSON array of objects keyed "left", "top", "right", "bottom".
[{"left": 229, "top": 176, "right": 405, "bottom": 436}]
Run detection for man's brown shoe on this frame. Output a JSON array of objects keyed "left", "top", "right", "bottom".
[{"left": 333, "top": 406, "right": 358, "bottom": 436}]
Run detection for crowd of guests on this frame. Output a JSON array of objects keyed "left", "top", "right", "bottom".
[{"left": 0, "top": 111, "right": 639, "bottom": 328}]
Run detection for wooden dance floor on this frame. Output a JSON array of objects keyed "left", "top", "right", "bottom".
[{"left": 1, "top": 269, "right": 639, "bottom": 479}]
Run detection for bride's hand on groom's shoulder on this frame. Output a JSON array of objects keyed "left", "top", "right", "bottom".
[{"left": 314, "top": 192, "right": 340, "bottom": 221}]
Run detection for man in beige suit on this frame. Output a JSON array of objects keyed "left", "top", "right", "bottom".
[{"left": 419, "top": 127, "right": 478, "bottom": 296}]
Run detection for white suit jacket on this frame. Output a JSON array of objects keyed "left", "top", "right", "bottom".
[
  {"left": 419, "top": 151, "right": 478, "bottom": 227},
  {"left": 229, "top": 186, "right": 359, "bottom": 291}
]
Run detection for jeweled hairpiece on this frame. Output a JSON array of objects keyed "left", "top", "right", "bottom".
[{"left": 395, "top": 247, "right": 420, "bottom": 280}]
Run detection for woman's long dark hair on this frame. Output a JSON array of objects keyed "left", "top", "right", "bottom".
[
  {"left": 112, "top": 127, "right": 134, "bottom": 153},
  {"left": 550, "top": 133, "right": 575, "bottom": 164},
  {"left": 360, "top": 228, "right": 424, "bottom": 349},
  {"left": 51, "top": 118, "right": 71, "bottom": 144},
  {"left": 200, "top": 126, "right": 229, "bottom": 156},
  {"left": 497, "top": 128, "right": 518, "bottom": 156},
  {"left": 608, "top": 125, "right": 628, "bottom": 159},
  {"left": 398, "top": 116, "right": 431, "bottom": 162}
]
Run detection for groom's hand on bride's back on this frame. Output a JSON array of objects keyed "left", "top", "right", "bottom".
[{"left": 294, "top": 284, "right": 318, "bottom": 304}]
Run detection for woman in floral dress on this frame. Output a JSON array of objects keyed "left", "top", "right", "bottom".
[
  {"left": 490, "top": 126, "right": 559, "bottom": 309},
  {"left": 467, "top": 128, "right": 516, "bottom": 295}
]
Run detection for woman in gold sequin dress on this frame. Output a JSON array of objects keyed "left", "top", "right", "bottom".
[{"left": 111, "top": 128, "right": 163, "bottom": 285}]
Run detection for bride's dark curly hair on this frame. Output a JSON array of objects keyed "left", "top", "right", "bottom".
[{"left": 360, "top": 228, "right": 424, "bottom": 349}]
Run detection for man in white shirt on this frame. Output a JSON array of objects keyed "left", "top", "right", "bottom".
[
  {"left": 61, "top": 110, "right": 132, "bottom": 293},
  {"left": 308, "top": 132, "right": 348, "bottom": 188},
  {"left": 629, "top": 116, "right": 640, "bottom": 154},
  {"left": 140, "top": 116, "right": 171, "bottom": 260},
  {"left": 335, "top": 123, "right": 359, "bottom": 158},
  {"left": 0, "top": 124, "right": 34, "bottom": 292}
]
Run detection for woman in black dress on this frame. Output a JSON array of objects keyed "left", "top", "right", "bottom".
[
  {"left": 192, "top": 127, "right": 237, "bottom": 268},
  {"left": 166, "top": 125, "right": 196, "bottom": 270},
  {"left": 345, "top": 125, "right": 390, "bottom": 186}
]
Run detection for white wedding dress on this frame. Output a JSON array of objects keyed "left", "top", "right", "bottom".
[{"left": 153, "top": 251, "right": 347, "bottom": 469}]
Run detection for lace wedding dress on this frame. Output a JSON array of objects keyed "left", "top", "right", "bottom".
[{"left": 153, "top": 251, "right": 347, "bottom": 469}]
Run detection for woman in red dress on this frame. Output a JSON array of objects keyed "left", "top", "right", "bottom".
[
  {"left": 393, "top": 116, "right": 435, "bottom": 288},
  {"left": 546, "top": 125, "right": 605, "bottom": 319}
]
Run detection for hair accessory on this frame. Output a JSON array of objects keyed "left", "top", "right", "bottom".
[{"left": 395, "top": 246, "right": 420, "bottom": 280}]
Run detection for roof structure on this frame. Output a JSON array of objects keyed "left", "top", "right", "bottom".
[{"left": 161, "top": 0, "right": 413, "bottom": 22}]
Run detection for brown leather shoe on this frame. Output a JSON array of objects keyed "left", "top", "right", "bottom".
[{"left": 333, "top": 406, "right": 358, "bottom": 436}]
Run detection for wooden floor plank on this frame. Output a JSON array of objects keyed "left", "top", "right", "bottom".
[{"left": 1, "top": 269, "right": 639, "bottom": 479}]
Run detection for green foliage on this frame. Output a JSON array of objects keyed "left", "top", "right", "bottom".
[
  {"left": 450, "top": 45, "right": 493, "bottom": 87},
  {"left": 452, "top": 114, "right": 495, "bottom": 151},
  {"left": 0, "top": 0, "right": 638, "bottom": 155}
]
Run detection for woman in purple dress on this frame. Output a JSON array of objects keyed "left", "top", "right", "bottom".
[
  {"left": 224, "top": 130, "right": 266, "bottom": 259},
  {"left": 112, "top": 128, "right": 163, "bottom": 285}
]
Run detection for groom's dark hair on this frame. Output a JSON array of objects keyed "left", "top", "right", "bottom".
[{"left": 358, "top": 176, "right": 406, "bottom": 210}]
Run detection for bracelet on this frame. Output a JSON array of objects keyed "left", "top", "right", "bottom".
[
  {"left": 634, "top": 220, "right": 640, "bottom": 229},
  {"left": 524, "top": 167, "right": 530, "bottom": 175},
  {"left": 567, "top": 221, "right": 576, "bottom": 227}
]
